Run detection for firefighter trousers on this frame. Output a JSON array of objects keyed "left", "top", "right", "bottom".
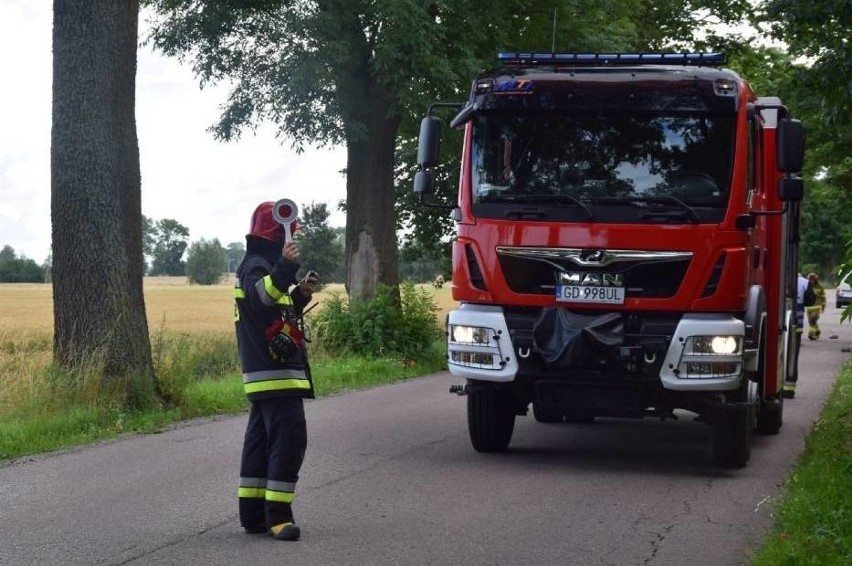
[
  {"left": 805, "top": 305, "right": 822, "bottom": 339},
  {"left": 239, "top": 397, "right": 307, "bottom": 530}
]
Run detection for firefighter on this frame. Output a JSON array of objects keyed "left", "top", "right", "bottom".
[
  {"left": 805, "top": 272, "right": 826, "bottom": 340},
  {"left": 234, "top": 201, "right": 320, "bottom": 541}
]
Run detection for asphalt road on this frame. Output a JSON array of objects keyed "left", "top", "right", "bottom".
[{"left": 2, "top": 304, "right": 850, "bottom": 566}]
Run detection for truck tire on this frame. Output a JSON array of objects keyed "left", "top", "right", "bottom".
[
  {"left": 711, "top": 403, "right": 752, "bottom": 468},
  {"left": 467, "top": 380, "right": 515, "bottom": 452},
  {"left": 755, "top": 395, "right": 783, "bottom": 435}
]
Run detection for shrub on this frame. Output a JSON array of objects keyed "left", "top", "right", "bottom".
[
  {"left": 311, "top": 283, "right": 441, "bottom": 360},
  {"left": 185, "top": 238, "right": 225, "bottom": 285}
]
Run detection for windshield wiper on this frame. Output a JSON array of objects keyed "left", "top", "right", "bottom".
[
  {"left": 484, "top": 193, "right": 595, "bottom": 221},
  {"left": 592, "top": 196, "right": 700, "bottom": 223},
  {"left": 641, "top": 197, "right": 700, "bottom": 223}
]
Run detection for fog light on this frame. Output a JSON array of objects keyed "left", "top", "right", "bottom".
[
  {"left": 451, "top": 351, "right": 499, "bottom": 368},
  {"left": 686, "top": 362, "right": 738, "bottom": 378}
]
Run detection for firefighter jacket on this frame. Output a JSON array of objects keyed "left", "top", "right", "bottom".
[{"left": 234, "top": 238, "right": 314, "bottom": 401}]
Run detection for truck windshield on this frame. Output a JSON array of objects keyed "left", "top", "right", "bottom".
[{"left": 471, "top": 111, "right": 735, "bottom": 223}]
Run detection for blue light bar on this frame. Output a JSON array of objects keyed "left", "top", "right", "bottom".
[{"left": 496, "top": 52, "right": 726, "bottom": 66}]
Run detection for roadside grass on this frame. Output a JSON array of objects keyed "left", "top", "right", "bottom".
[
  {"left": 751, "top": 360, "right": 852, "bottom": 565},
  {"left": 0, "top": 339, "right": 447, "bottom": 461},
  {"left": 0, "top": 279, "right": 451, "bottom": 462}
]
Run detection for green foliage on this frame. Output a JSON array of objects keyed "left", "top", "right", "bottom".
[
  {"left": 0, "top": 245, "right": 15, "bottom": 261},
  {"left": 757, "top": 0, "right": 852, "bottom": 279},
  {"left": 148, "top": 218, "right": 190, "bottom": 276},
  {"left": 151, "top": 331, "right": 239, "bottom": 406},
  {"left": 224, "top": 241, "right": 245, "bottom": 274},
  {"left": 185, "top": 238, "right": 226, "bottom": 285},
  {"left": 752, "top": 360, "right": 852, "bottom": 564},
  {"left": 312, "top": 282, "right": 441, "bottom": 360},
  {"left": 0, "top": 245, "right": 45, "bottom": 283},
  {"left": 0, "top": 406, "right": 140, "bottom": 461},
  {"left": 296, "top": 202, "right": 345, "bottom": 283},
  {"left": 761, "top": 0, "right": 851, "bottom": 135},
  {"left": 631, "top": 0, "right": 755, "bottom": 51},
  {"left": 398, "top": 239, "right": 450, "bottom": 283}
]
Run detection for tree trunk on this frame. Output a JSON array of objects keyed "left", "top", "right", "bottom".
[
  {"left": 344, "top": 106, "right": 402, "bottom": 302},
  {"left": 51, "top": 0, "right": 154, "bottom": 383}
]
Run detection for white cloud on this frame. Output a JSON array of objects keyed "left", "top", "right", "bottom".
[{"left": 0, "top": 2, "right": 347, "bottom": 262}]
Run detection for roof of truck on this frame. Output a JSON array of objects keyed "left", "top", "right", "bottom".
[{"left": 480, "top": 52, "right": 743, "bottom": 84}]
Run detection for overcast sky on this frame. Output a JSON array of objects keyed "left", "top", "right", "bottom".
[{"left": 0, "top": 2, "right": 348, "bottom": 263}]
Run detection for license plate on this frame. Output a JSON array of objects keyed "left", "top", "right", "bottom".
[{"left": 556, "top": 285, "right": 625, "bottom": 304}]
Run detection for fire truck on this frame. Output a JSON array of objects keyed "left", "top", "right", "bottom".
[{"left": 414, "top": 52, "right": 805, "bottom": 468}]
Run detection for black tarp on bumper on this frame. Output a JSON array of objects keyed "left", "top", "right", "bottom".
[{"left": 532, "top": 308, "right": 624, "bottom": 369}]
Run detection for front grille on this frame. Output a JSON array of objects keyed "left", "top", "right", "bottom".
[{"left": 497, "top": 249, "right": 691, "bottom": 298}]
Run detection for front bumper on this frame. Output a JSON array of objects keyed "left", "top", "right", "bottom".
[{"left": 447, "top": 304, "right": 746, "bottom": 392}]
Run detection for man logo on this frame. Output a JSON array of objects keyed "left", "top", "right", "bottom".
[{"left": 580, "top": 250, "right": 607, "bottom": 263}]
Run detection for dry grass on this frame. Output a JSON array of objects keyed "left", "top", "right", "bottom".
[{"left": 0, "top": 277, "right": 456, "bottom": 411}]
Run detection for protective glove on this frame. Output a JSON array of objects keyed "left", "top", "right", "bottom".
[{"left": 299, "top": 270, "right": 320, "bottom": 297}]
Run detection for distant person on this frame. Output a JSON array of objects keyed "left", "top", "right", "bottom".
[
  {"left": 805, "top": 272, "right": 826, "bottom": 340},
  {"left": 784, "top": 272, "right": 810, "bottom": 398},
  {"left": 234, "top": 201, "right": 320, "bottom": 541}
]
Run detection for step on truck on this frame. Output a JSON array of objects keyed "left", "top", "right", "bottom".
[{"left": 414, "top": 52, "right": 805, "bottom": 468}]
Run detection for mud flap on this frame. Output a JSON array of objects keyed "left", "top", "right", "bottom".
[
  {"left": 532, "top": 308, "right": 624, "bottom": 368},
  {"left": 711, "top": 402, "right": 752, "bottom": 468}
]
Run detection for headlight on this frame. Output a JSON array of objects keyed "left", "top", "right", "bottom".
[
  {"left": 689, "top": 335, "right": 740, "bottom": 355},
  {"left": 450, "top": 325, "right": 492, "bottom": 345},
  {"left": 710, "top": 336, "right": 738, "bottom": 354}
]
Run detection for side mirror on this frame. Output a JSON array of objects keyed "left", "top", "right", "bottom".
[
  {"left": 777, "top": 119, "right": 804, "bottom": 173},
  {"left": 414, "top": 170, "right": 435, "bottom": 196},
  {"left": 778, "top": 176, "right": 804, "bottom": 202},
  {"left": 417, "top": 116, "right": 442, "bottom": 168}
]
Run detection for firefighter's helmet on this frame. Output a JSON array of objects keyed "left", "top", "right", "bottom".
[
  {"left": 248, "top": 202, "right": 301, "bottom": 245},
  {"left": 248, "top": 201, "right": 284, "bottom": 244}
]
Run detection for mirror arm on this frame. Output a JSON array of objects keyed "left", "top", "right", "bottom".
[
  {"left": 427, "top": 102, "right": 464, "bottom": 117},
  {"left": 418, "top": 193, "right": 456, "bottom": 210}
]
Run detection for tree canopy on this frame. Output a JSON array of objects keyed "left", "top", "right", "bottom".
[
  {"left": 0, "top": 245, "right": 44, "bottom": 283},
  {"left": 186, "top": 238, "right": 226, "bottom": 285},
  {"left": 147, "top": 217, "right": 190, "bottom": 276},
  {"left": 295, "top": 202, "right": 345, "bottom": 284},
  {"left": 756, "top": 0, "right": 852, "bottom": 278}
]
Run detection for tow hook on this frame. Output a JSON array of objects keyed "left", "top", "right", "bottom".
[{"left": 449, "top": 384, "right": 468, "bottom": 396}]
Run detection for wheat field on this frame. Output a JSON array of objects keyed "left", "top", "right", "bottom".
[
  {"left": 0, "top": 277, "right": 456, "bottom": 408},
  {"left": 1, "top": 277, "right": 456, "bottom": 334}
]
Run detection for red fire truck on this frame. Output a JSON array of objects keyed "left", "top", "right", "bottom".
[{"left": 414, "top": 52, "right": 804, "bottom": 468}]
